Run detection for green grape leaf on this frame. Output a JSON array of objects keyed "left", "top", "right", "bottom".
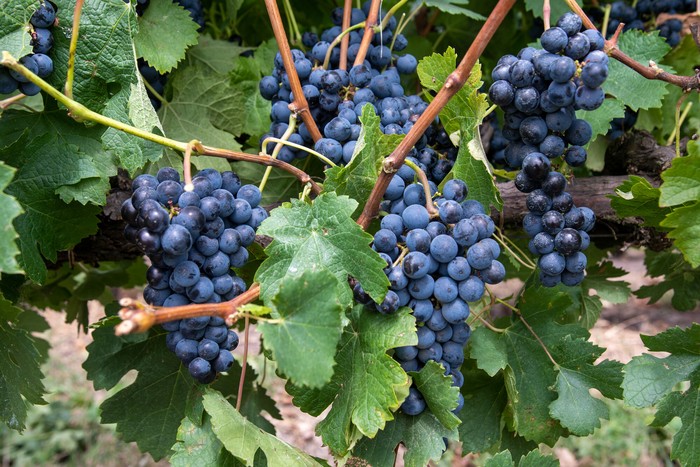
[
  {"left": 458, "top": 363, "right": 508, "bottom": 453},
  {"left": 0, "top": 162, "right": 22, "bottom": 274},
  {"left": 549, "top": 336, "right": 624, "bottom": 436},
  {"left": 0, "top": 295, "right": 47, "bottom": 432},
  {"left": 660, "top": 202, "right": 700, "bottom": 268},
  {"left": 660, "top": 143, "right": 700, "bottom": 206},
  {"left": 524, "top": 0, "right": 582, "bottom": 20},
  {"left": 469, "top": 325, "right": 507, "bottom": 376},
  {"left": 486, "top": 451, "right": 514, "bottom": 467},
  {"left": 422, "top": 0, "right": 485, "bottom": 20},
  {"left": 635, "top": 250, "right": 700, "bottom": 311},
  {"left": 0, "top": 0, "right": 35, "bottom": 59},
  {"left": 50, "top": 0, "right": 163, "bottom": 174},
  {"left": 576, "top": 99, "right": 626, "bottom": 142},
  {"left": 610, "top": 175, "right": 670, "bottom": 228},
  {"left": 518, "top": 450, "right": 560, "bottom": 467},
  {"left": 202, "top": 389, "right": 322, "bottom": 466},
  {"left": 189, "top": 36, "right": 254, "bottom": 74},
  {"left": 255, "top": 193, "right": 389, "bottom": 305},
  {"left": 622, "top": 325, "right": 700, "bottom": 467},
  {"left": 477, "top": 283, "right": 623, "bottom": 444},
  {"left": 287, "top": 306, "right": 416, "bottom": 456},
  {"left": 134, "top": 0, "right": 199, "bottom": 74},
  {"left": 0, "top": 132, "right": 101, "bottom": 283},
  {"left": 211, "top": 361, "right": 282, "bottom": 435},
  {"left": 605, "top": 30, "right": 672, "bottom": 111},
  {"left": 258, "top": 270, "right": 345, "bottom": 388},
  {"left": 171, "top": 414, "right": 237, "bottom": 467},
  {"left": 83, "top": 326, "right": 200, "bottom": 460},
  {"left": 352, "top": 412, "right": 456, "bottom": 467},
  {"left": 417, "top": 48, "right": 499, "bottom": 210},
  {"left": 324, "top": 105, "right": 403, "bottom": 214},
  {"left": 409, "top": 360, "right": 461, "bottom": 429}
]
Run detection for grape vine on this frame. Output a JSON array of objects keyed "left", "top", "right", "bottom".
[{"left": 0, "top": 0, "right": 699, "bottom": 466}]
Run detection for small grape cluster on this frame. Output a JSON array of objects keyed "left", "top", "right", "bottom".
[
  {"left": 0, "top": 1, "right": 56, "bottom": 97},
  {"left": 488, "top": 12, "right": 604, "bottom": 287},
  {"left": 586, "top": 0, "right": 694, "bottom": 47},
  {"left": 355, "top": 177, "right": 505, "bottom": 416},
  {"left": 121, "top": 167, "right": 266, "bottom": 383},
  {"left": 607, "top": 106, "right": 638, "bottom": 140},
  {"left": 258, "top": 2, "right": 424, "bottom": 166}
]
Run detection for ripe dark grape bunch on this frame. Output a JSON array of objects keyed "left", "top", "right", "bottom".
[
  {"left": 121, "top": 167, "right": 266, "bottom": 383},
  {"left": 0, "top": 1, "right": 56, "bottom": 97},
  {"left": 257, "top": 1, "right": 459, "bottom": 184},
  {"left": 355, "top": 177, "right": 505, "bottom": 416},
  {"left": 488, "top": 12, "right": 603, "bottom": 287}
]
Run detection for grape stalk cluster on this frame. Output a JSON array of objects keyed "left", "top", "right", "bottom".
[
  {"left": 0, "top": 1, "right": 56, "bottom": 96},
  {"left": 355, "top": 178, "right": 505, "bottom": 416},
  {"left": 257, "top": 1, "right": 459, "bottom": 184},
  {"left": 122, "top": 167, "right": 266, "bottom": 383},
  {"left": 488, "top": 12, "right": 604, "bottom": 287}
]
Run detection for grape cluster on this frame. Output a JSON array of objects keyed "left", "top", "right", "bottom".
[
  {"left": 0, "top": 1, "right": 56, "bottom": 97},
  {"left": 488, "top": 13, "right": 605, "bottom": 287},
  {"left": 121, "top": 167, "right": 266, "bottom": 383},
  {"left": 355, "top": 177, "right": 505, "bottom": 416},
  {"left": 586, "top": 0, "right": 694, "bottom": 47}
]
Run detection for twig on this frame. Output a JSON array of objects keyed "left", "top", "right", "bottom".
[
  {"left": 356, "top": 0, "right": 518, "bottom": 229},
  {"left": 543, "top": 0, "right": 551, "bottom": 30},
  {"left": 0, "top": 93, "right": 26, "bottom": 110},
  {"left": 141, "top": 77, "right": 167, "bottom": 106},
  {"left": 0, "top": 52, "right": 322, "bottom": 196},
  {"left": 379, "top": 0, "right": 409, "bottom": 31},
  {"left": 183, "top": 140, "right": 201, "bottom": 190},
  {"left": 564, "top": 0, "right": 700, "bottom": 91},
  {"left": 353, "top": 0, "right": 382, "bottom": 67},
  {"left": 339, "top": 0, "right": 353, "bottom": 70},
  {"left": 402, "top": 158, "right": 438, "bottom": 218},
  {"left": 261, "top": 136, "right": 337, "bottom": 167},
  {"left": 601, "top": 4, "right": 612, "bottom": 38},
  {"left": 236, "top": 315, "right": 250, "bottom": 411},
  {"left": 476, "top": 314, "right": 506, "bottom": 333},
  {"left": 260, "top": 114, "right": 297, "bottom": 193},
  {"left": 264, "top": 0, "right": 322, "bottom": 142},
  {"left": 323, "top": 22, "right": 365, "bottom": 69},
  {"left": 115, "top": 284, "right": 261, "bottom": 335},
  {"left": 65, "top": 0, "right": 85, "bottom": 100}
]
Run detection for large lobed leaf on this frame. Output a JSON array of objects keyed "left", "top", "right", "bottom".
[
  {"left": 410, "top": 360, "right": 460, "bottom": 430},
  {"left": 0, "top": 162, "right": 22, "bottom": 274},
  {"left": 83, "top": 326, "right": 200, "bottom": 460},
  {"left": 0, "top": 295, "right": 47, "bottom": 432},
  {"left": 51, "top": 0, "right": 163, "bottom": 174},
  {"left": 605, "top": 30, "right": 672, "bottom": 112},
  {"left": 458, "top": 361, "right": 507, "bottom": 453},
  {"left": 255, "top": 193, "right": 389, "bottom": 305},
  {"left": 258, "top": 269, "right": 345, "bottom": 388},
  {"left": 635, "top": 250, "right": 700, "bottom": 311},
  {"left": 623, "top": 325, "right": 700, "bottom": 467},
  {"left": 0, "top": 0, "right": 35, "bottom": 59},
  {"left": 287, "top": 305, "right": 416, "bottom": 456},
  {"left": 134, "top": 0, "right": 199, "bottom": 74}
]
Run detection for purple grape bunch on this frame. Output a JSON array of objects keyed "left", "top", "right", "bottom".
[
  {"left": 488, "top": 12, "right": 603, "bottom": 287},
  {"left": 0, "top": 1, "right": 57, "bottom": 96},
  {"left": 354, "top": 177, "right": 506, "bottom": 416},
  {"left": 121, "top": 167, "right": 266, "bottom": 383}
]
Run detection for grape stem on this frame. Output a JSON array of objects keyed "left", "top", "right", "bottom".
[
  {"left": 0, "top": 51, "right": 322, "bottom": 196},
  {"left": 323, "top": 22, "right": 366, "bottom": 70},
  {"left": 564, "top": 0, "right": 700, "bottom": 91},
  {"left": 357, "top": 0, "right": 518, "bottom": 229},
  {"left": 339, "top": 0, "right": 353, "bottom": 70},
  {"left": 0, "top": 93, "right": 27, "bottom": 110},
  {"left": 236, "top": 315, "right": 250, "bottom": 411},
  {"left": 543, "top": 0, "right": 551, "bottom": 30},
  {"left": 264, "top": 0, "right": 323, "bottom": 143},
  {"left": 65, "top": 0, "right": 84, "bottom": 100},
  {"left": 115, "top": 284, "right": 261, "bottom": 335},
  {"left": 353, "top": 0, "right": 382, "bottom": 67},
  {"left": 261, "top": 136, "right": 336, "bottom": 167},
  {"left": 259, "top": 113, "right": 298, "bottom": 193},
  {"left": 402, "top": 158, "right": 439, "bottom": 218}
]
